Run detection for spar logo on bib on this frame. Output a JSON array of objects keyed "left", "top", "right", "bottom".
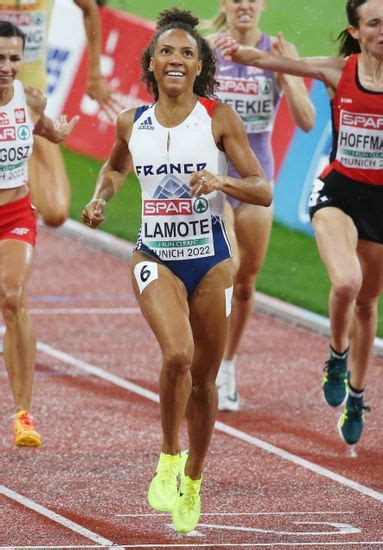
[
  {"left": 193, "top": 198, "right": 208, "bottom": 213},
  {"left": 17, "top": 125, "right": 31, "bottom": 140},
  {"left": 0, "top": 127, "right": 16, "bottom": 141},
  {"left": 218, "top": 78, "right": 260, "bottom": 95},
  {"left": 341, "top": 111, "right": 383, "bottom": 130},
  {"left": 144, "top": 199, "right": 193, "bottom": 216}
]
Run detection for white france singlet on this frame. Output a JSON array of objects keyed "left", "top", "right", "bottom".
[
  {"left": 0, "top": 80, "right": 34, "bottom": 189},
  {"left": 129, "top": 98, "right": 228, "bottom": 262}
]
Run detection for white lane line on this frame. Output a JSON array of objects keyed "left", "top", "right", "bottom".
[
  {"left": 36, "top": 340, "right": 159, "bottom": 404},
  {"left": 115, "top": 511, "right": 354, "bottom": 517},
  {"left": 13, "top": 542, "right": 381, "bottom": 548},
  {"left": 0, "top": 485, "right": 114, "bottom": 546},
  {"left": 29, "top": 307, "right": 140, "bottom": 314},
  {"left": 33, "top": 339, "right": 383, "bottom": 504}
]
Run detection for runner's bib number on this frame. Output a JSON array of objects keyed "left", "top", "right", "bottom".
[
  {"left": 336, "top": 110, "right": 383, "bottom": 170},
  {"left": 216, "top": 75, "right": 274, "bottom": 133},
  {"left": 141, "top": 197, "right": 215, "bottom": 261}
]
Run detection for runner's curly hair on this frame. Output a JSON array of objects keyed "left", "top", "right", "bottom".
[{"left": 141, "top": 8, "right": 218, "bottom": 100}]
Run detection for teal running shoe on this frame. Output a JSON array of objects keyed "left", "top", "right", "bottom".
[
  {"left": 338, "top": 393, "right": 370, "bottom": 445},
  {"left": 322, "top": 355, "right": 348, "bottom": 407}
]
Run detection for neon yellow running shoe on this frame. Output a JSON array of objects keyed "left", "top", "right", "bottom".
[
  {"left": 172, "top": 472, "right": 202, "bottom": 534},
  {"left": 147, "top": 452, "right": 181, "bottom": 512},
  {"left": 13, "top": 410, "right": 42, "bottom": 448}
]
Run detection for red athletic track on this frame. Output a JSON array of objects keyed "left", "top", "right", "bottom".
[{"left": 0, "top": 226, "right": 382, "bottom": 549}]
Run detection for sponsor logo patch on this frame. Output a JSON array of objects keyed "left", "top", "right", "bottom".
[
  {"left": 0, "top": 127, "right": 16, "bottom": 141},
  {"left": 0, "top": 112, "right": 9, "bottom": 125},
  {"left": 10, "top": 227, "right": 30, "bottom": 236},
  {"left": 341, "top": 111, "right": 383, "bottom": 130},
  {"left": 138, "top": 116, "right": 154, "bottom": 130}
]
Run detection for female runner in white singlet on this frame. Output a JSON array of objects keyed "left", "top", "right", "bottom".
[{"left": 82, "top": 8, "right": 272, "bottom": 535}]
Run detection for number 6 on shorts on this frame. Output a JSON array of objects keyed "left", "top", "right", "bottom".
[{"left": 133, "top": 261, "right": 159, "bottom": 294}]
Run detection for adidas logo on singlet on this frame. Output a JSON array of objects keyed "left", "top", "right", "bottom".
[{"left": 138, "top": 116, "right": 154, "bottom": 130}]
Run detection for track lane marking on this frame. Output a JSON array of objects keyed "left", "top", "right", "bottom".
[
  {"left": 8, "top": 542, "right": 383, "bottom": 548},
  {"left": 29, "top": 307, "right": 140, "bottom": 314},
  {"left": 115, "top": 511, "right": 354, "bottom": 517},
  {"left": 0, "top": 485, "right": 114, "bottom": 545},
  {"left": 28, "top": 336, "right": 383, "bottom": 504}
]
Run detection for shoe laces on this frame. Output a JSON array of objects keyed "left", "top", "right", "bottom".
[
  {"left": 346, "top": 398, "right": 371, "bottom": 419},
  {"left": 181, "top": 479, "right": 201, "bottom": 511},
  {"left": 15, "top": 411, "right": 35, "bottom": 432},
  {"left": 157, "top": 459, "right": 179, "bottom": 486},
  {"left": 324, "top": 358, "right": 347, "bottom": 382}
]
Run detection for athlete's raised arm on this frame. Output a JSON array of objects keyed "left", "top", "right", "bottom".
[{"left": 215, "top": 35, "right": 346, "bottom": 93}]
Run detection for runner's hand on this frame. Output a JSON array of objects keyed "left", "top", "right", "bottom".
[
  {"left": 82, "top": 198, "right": 106, "bottom": 228},
  {"left": 53, "top": 114, "right": 80, "bottom": 141},
  {"left": 190, "top": 170, "right": 221, "bottom": 197},
  {"left": 214, "top": 34, "right": 240, "bottom": 61},
  {"left": 87, "top": 75, "right": 122, "bottom": 122}
]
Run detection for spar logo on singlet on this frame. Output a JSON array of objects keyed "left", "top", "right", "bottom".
[
  {"left": 144, "top": 199, "right": 193, "bottom": 216},
  {"left": 144, "top": 198, "right": 209, "bottom": 216},
  {"left": 337, "top": 110, "right": 383, "bottom": 170},
  {"left": 0, "top": 127, "right": 16, "bottom": 141},
  {"left": 341, "top": 112, "right": 383, "bottom": 130},
  {"left": 218, "top": 78, "right": 260, "bottom": 95}
]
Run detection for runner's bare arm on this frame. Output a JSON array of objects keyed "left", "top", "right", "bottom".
[
  {"left": 190, "top": 103, "right": 272, "bottom": 206},
  {"left": 215, "top": 35, "right": 346, "bottom": 92},
  {"left": 82, "top": 109, "right": 134, "bottom": 227},
  {"left": 74, "top": 0, "right": 120, "bottom": 117}
]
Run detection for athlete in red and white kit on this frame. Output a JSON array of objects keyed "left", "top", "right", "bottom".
[
  {"left": 0, "top": 21, "right": 78, "bottom": 448},
  {"left": 216, "top": 0, "right": 383, "bottom": 446}
]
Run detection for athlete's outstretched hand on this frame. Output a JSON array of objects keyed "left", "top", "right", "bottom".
[
  {"left": 82, "top": 198, "right": 106, "bottom": 229},
  {"left": 53, "top": 114, "right": 80, "bottom": 141},
  {"left": 87, "top": 74, "right": 122, "bottom": 122}
]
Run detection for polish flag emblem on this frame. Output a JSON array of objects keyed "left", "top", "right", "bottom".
[{"left": 14, "top": 109, "right": 26, "bottom": 124}]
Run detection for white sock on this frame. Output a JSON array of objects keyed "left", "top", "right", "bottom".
[{"left": 216, "top": 358, "right": 235, "bottom": 386}]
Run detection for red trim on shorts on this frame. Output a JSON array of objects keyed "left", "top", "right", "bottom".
[{"left": 0, "top": 194, "right": 37, "bottom": 247}]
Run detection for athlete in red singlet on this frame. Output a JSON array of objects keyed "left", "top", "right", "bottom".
[{"left": 216, "top": 0, "right": 383, "bottom": 446}]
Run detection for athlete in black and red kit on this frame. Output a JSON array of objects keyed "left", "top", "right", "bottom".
[{"left": 216, "top": 0, "right": 383, "bottom": 446}]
